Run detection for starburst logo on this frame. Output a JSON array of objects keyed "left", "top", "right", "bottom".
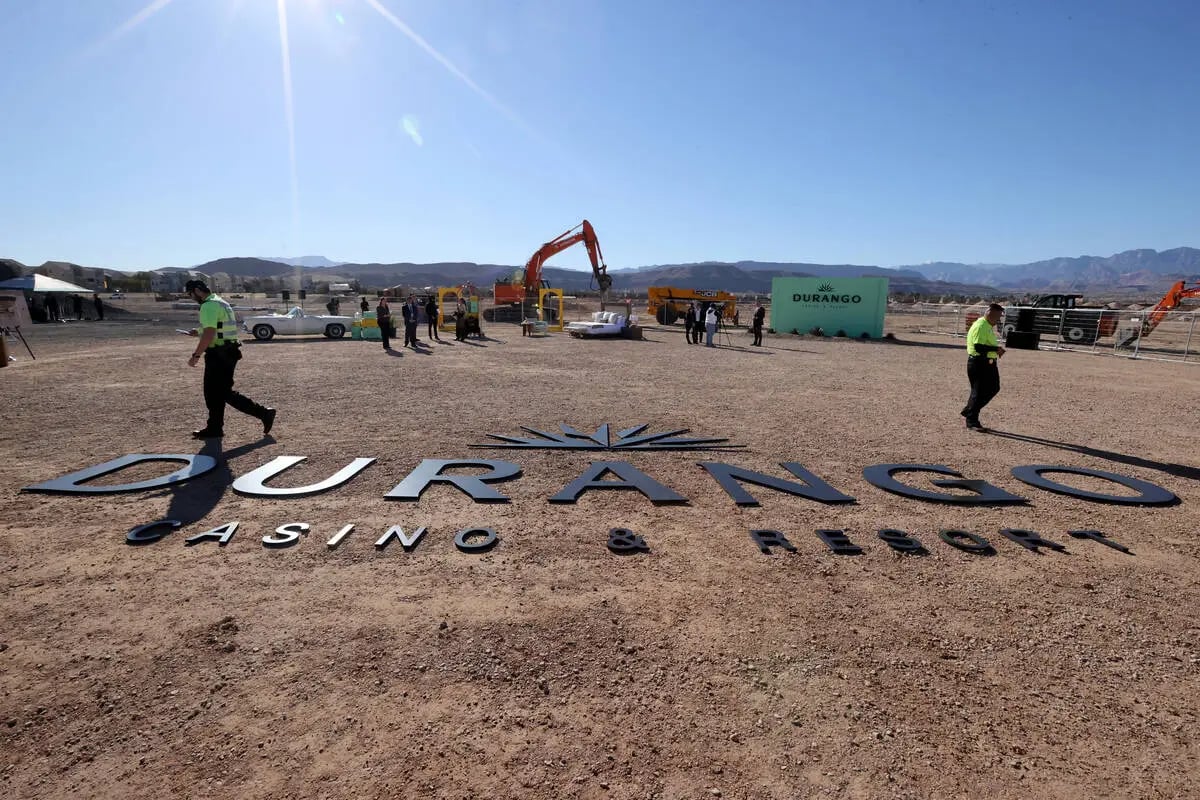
[
  {"left": 818, "top": 283, "right": 834, "bottom": 292},
  {"left": 471, "top": 423, "right": 744, "bottom": 452}
]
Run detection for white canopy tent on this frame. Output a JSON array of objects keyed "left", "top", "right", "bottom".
[
  {"left": 0, "top": 274, "right": 94, "bottom": 293},
  {"left": 0, "top": 275, "right": 98, "bottom": 360}
]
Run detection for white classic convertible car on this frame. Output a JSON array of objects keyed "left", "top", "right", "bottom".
[{"left": 243, "top": 307, "right": 354, "bottom": 340}]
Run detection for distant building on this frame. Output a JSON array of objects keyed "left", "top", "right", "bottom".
[
  {"left": 150, "top": 269, "right": 210, "bottom": 294},
  {"left": 35, "top": 262, "right": 111, "bottom": 291}
]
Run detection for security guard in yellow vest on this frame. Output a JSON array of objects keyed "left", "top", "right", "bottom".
[
  {"left": 184, "top": 279, "right": 275, "bottom": 439},
  {"left": 961, "top": 302, "right": 1006, "bottom": 432}
]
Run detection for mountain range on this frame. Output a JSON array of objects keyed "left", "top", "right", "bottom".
[
  {"left": 907, "top": 247, "right": 1200, "bottom": 291},
  {"left": 259, "top": 256, "right": 344, "bottom": 268},
  {"left": 5, "top": 248, "right": 1198, "bottom": 299}
]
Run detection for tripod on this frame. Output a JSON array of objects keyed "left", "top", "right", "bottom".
[{"left": 714, "top": 316, "right": 733, "bottom": 348}]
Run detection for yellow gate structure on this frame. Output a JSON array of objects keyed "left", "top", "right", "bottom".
[
  {"left": 437, "top": 285, "right": 480, "bottom": 333},
  {"left": 539, "top": 288, "right": 564, "bottom": 332}
]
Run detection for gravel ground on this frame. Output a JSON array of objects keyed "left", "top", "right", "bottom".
[{"left": 2, "top": 307, "right": 1199, "bottom": 799}]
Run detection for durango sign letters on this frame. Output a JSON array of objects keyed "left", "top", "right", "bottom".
[{"left": 22, "top": 423, "right": 1173, "bottom": 560}]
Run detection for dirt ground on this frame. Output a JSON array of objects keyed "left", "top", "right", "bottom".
[{"left": 2, "top": 303, "right": 1199, "bottom": 799}]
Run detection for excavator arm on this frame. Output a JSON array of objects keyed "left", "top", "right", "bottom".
[
  {"left": 522, "top": 220, "right": 613, "bottom": 308},
  {"left": 1117, "top": 280, "right": 1200, "bottom": 348}
]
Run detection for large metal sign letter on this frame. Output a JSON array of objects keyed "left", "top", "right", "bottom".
[
  {"left": 550, "top": 461, "right": 687, "bottom": 505},
  {"left": 749, "top": 529, "right": 797, "bottom": 555},
  {"left": 385, "top": 460, "right": 521, "bottom": 503},
  {"left": 999, "top": 528, "right": 1068, "bottom": 554},
  {"left": 126, "top": 519, "right": 183, "bottom": 546},
  {"left": 24, "top": 454, "right": 217, "bottom": 495},
  {"left": 700, "top": 462, "right": 855, "bottom": 506},
  {"left": 877, "top": 528, "right": 928, "bottom": 555},
  {"left": 863, "top": 464, "right": 1026, "bottom": 505},
  {"left": 233, "top": 456, "right": 376, "bottom": 497},
  {"left": 455, "top": 527, "right": 499, "bottom": 553},
  {"left": 375, "top": 526, "right": 427, "bottom": 552},
  {"left": 1010, "top": 465, "right": 1177, "bottom": 506},
  {"left": 263, "top": 522, "right": 308, "bottom": 549},
  {"left": 938, "top": 529, "right": 996, "bottom": 555},
  {"left": 1067, "top": 529, "right": 1132, "bottom": 555},
  {"left": 185, "top": 521, "right": 239, "bottom": 547}
]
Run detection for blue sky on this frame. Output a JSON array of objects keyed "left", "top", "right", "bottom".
[{"left": 2, "top": 0, "right": 1198, "bottom": 271}]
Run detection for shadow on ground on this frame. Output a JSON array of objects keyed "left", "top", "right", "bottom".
[
  {"left": 988, "top": 429, "right": 1200, "bottom": 482},
  {"left": 161, "top": 438, "right": 276, "bottom": 524}
]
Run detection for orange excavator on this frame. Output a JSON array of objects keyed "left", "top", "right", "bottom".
[
  {"left": 1115, "top": 280, "right": 1200, "bottom": 349},
  {"left": 494, "top": 220, "right": 613, "bottom": 315}
]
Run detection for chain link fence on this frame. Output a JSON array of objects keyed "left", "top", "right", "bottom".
[{"left": 887, "top": 303, "right": 1200, "bottom": 363}]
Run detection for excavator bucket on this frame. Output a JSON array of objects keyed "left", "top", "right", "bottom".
[{"left": 1114, "top": 326, "right": 1143, "bottom": 350}]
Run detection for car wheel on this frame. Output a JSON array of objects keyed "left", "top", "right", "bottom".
[
  {"left": 252, "top": 324, "right": 275, "bottom": 341},
  {"left": 1065, "top": 326, "right": 1088, "bottom": 343},
  {"left": 326, "top": 323, "right": 345, "bottom": 338},
  {"left": 1002, "top": 323, "right": 1016, "bottom": 336}
]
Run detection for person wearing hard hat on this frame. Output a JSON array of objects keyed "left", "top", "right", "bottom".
[{"left": 183, "top": 279, "right": 276, "bottom": 439}]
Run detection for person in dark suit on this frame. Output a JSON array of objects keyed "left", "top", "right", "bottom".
[
  {"left": 425, "top": 296, "right": 440, "bottom": 341},
  {"left": 752, "top": 302, "right": 765, "bottom": 346},
  {"left": 376, "top": 296, "right": 392, "bottom": 350},
  {"left": 402, "top": 294, "right": 421, "bottom": 347},
  {"left": 683, "top": 302, "right": 696, "bottom": 343},
  {"left": 694, "top": 302, "right": 709, "bottom": 344}
]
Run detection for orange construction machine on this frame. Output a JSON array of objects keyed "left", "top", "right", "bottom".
[
  {"left": 494, "top": 220, "right": 613, "bottom": 318},
  {"left": 1116, "top": 280, "right": 1200, "bottom": 349}
]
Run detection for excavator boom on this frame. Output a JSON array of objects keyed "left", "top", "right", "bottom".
[
  {"left": 511, "top": 220, "right": 612, "bottom": 309},
  {"left": 1116, "top": 280, "right": 1200, "bottom": 348}
]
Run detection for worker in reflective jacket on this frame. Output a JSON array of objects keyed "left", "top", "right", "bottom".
[
  {"left": 961, "top": 303, "right": 1006, "bottom": 432},
  {"left": 184, "top": 279, "right": 276, "bottom": 440}
]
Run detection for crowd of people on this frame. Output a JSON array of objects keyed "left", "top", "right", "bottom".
[
  {"left": 680, "top": 300, "right": 768, "bottom": 348},
  {"left": 372, "top": 293, "right": 481, "bottom": 351},
  {"left": 33, "top": 293, "right": 105, "bottom": 323}
]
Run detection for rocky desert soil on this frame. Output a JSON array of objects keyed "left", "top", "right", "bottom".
[{"left": 2, "top": 304, "right": 1198, "bottom": 799}]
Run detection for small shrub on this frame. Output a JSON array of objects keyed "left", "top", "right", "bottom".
[
  {"left": 883, "top": 332, "right": 896, "bottom": 340},
  {"left": 859, "top": 332, "right": 871, "bottom": 340},
  {"left": 809, "top": 326, "right": 825, "bottom": 337},
  {"left": 835, "top": 329, "right": 847, "bottom": 338},
  {"left": 790, "top": 328, "right": 800, "bottom": 336}
]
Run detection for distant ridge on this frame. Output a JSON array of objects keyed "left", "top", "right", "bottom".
[
  {"left": 260, "top": 256, "right": 344, "bottom": 268},
  {"left": 5, "top": 247, "right": 1198, "bottom": 298},
  {"left": 892, "top": 247, "right": 1200, "bottom": 291}
]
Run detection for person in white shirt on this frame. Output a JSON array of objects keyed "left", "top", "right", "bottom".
[{"left": 704, "top": 305, "right": 718, "bottom": 347}]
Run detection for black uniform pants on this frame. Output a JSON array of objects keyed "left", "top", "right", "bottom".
[
  {"left": 378, "top": 317, "right": 391, "bottom": 349},
  {"left": 964, "top": 355, "right": 1000, "bottom": 424},
  {"left": 404, "top": 320, "right": 418, "bottom": 346},
  {"left": 752, "top": 325, "right": 763, "bottom": 346},
  {"left": 203, "top": 344, "right": 267, "bottom": 432},
  {"left": 427, "top": 317, "right": 439, "bottom": 339}
]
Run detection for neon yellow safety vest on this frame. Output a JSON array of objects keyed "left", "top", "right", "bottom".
[
  {"left": 966, "top": 316, "right": 997, "bottom": 357},
  {"left": 198, "top": 294, "right": 240, "bottom": 347}
]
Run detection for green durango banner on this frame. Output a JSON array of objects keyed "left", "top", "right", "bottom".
[{"left": 770, "top": 277, "right": 888, "bottom": 338}]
